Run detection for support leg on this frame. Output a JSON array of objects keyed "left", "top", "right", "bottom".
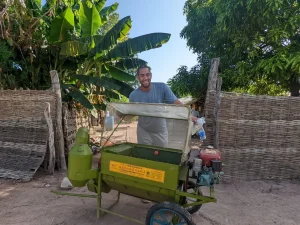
[
  {"left": 210, "top": 186, "right": 215, "bottom": 198},
  {"left": 97, "top": 171, "right": 102, "bottom": 219},
  {"left": 117, "top": 191, "right": 120, "bottom": 202}
]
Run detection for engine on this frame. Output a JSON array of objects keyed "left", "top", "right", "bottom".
[{"left": 190, "top": 147, "right": 224, "bottom": 187}]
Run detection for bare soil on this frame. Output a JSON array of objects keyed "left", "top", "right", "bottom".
[
  {"left": 1, "top": 157, "right": 299, "bottom": 225},
  {"left": 1, "top": 125, "right": 300, "bottom": 225}
]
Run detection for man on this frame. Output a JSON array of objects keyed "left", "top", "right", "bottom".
[
  {"left": 129, "top": 65, "right": 184, "bottom": 148},
  {"left": 129, "top": 65, "right": 197, "bottom": 203},
  {"left": 129, "top": 65, "right": 198, "bottom": 147},
  {"left": 191, "top": 104, "right": 200, "bottom": 118}
]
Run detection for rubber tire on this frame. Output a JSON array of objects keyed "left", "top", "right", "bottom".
[{"left": 145, "top": 201, "right": 195, "bottom": 225}]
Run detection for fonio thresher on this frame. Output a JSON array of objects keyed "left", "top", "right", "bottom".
[{"left": 52, "top": 102, "right": 224, "bottom": 225}]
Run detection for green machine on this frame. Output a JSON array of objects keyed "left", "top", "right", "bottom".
[{"left": 53, "top": 102, "right": 223, "bottom": 225}]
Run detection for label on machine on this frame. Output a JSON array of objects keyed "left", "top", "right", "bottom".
[{"left": 109, "top": 161, "right": 165, "bottom": 183}]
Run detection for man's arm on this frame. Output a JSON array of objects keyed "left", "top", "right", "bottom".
[
  {"left": 163, "top": 84, "right": 197, "bottom": 123},
  {"left": 173, "top": 99, "right": 183, "bottom": 104},
  {"left": 171, "top": 95, "right": 198, "bottom": 124}
]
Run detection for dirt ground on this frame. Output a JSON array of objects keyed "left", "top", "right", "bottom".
[
  {"left": 1, "top": 170, "right": 300, "bottom": 225},
  {"left": 1, "top": 123, "right": 300, "bottom": 225}
]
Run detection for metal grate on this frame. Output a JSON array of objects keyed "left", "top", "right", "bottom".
[{"left": 0, "top": 118, "right": 48, "bottom": 181}]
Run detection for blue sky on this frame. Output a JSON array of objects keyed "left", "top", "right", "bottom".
[
  {"left": 42, "top": 0, "right": 198, "bottom": 83},
  {"left": 105, "top": 0, "right": 198, "bottom": 83}
]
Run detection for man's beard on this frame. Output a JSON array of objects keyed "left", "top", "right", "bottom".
[{"left": 141, "top": 81, "right": 151, "bottom": 88}]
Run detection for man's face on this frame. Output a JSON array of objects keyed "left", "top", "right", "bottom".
[{"left": 136, "top": 68, "right": 152, "bottom": 88}]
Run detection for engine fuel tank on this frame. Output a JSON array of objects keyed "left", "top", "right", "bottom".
[{"left": 199, "top": 148, "right": 221, "bottom": 167}]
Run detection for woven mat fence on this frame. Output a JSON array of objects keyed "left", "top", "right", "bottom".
[
  {"left": 0, "top": 90, "right": 57, "bottom": 181},
  {"left": 62, "top": 103, "right": 90, "bottom": 153},
  {"left": 205, "top": 91, "right": 300, "bottom": 181}
]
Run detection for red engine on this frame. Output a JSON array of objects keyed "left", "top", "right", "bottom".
[{"left": 199, "top": 148, "right": 222, "bottom": 167}]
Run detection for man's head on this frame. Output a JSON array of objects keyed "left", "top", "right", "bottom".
[{"left": 136, "top": 65, "right": 152, "bottom": 88}]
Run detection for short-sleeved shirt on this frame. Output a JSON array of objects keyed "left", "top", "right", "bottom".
[
  {"left": 191, "top": 109, "right": 200, "bottom": 118},
  {"left": 129, "top": 82, "right": 178, "bottom": 132}
]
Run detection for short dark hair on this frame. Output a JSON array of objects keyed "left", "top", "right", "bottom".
[{"left": 136, "top": 65, "right": 151, "bottom": 76}]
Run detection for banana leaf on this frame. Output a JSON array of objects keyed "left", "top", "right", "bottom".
[
  {"left": 60, "top": 41, "right": 90, "bottom": 56},
  {"left": 105, "top": 33, "right": 171, "bottom": 60},
  {"left": 59, "top": 35, "right": 104, "bottom": 56},
  {"left": 72, "top": 74, "right": 121, "bottom": 90},
  {"left": 107, "top": 65, "right": 135, "bottom": 82},
  {"left": 95, "top": 0, "right": 106, "bottom": 12},
  {"left": 106, "top": 89, "right": 120, "bottom": 99},
  {"left": 100, "top": 2, "right": 119, "bottom": 22},
  {"left": 100, "top": 2, "right": 119, "bottom": 16},
  {"left": 102, "top": 77, "right": 134, "bottom": 97},
  {"left": 78, "top": 1, "right": 102, "bottom": 39},
  {"left": 49, "top": 8, "right": 75, "bottom": 43},
  {"left": 61, "top": 84, "right": 94, "bottom": 110},
  {"left": 115, "top": 58, "right": 147, "bottom": 70},
  {"left": 90, "top": 16, "right": 132, "bottom": 58},
  {"left": 94, "top": 35, "right": 103, "bottom": 46}
]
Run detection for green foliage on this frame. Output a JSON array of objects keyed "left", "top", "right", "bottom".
[
  {"left": 49, "top": 1, "right": 171, "bottom": 113},
  {"left": 180, "top": 0, "right": 300, "bottom": 96},
  {"left": 167, "top": 52, "right": 212, "bottom": 101},
  {"left": 106, "top": 65, "right": 135, "bottom": 81},
  {"left": 0, "top": 40, "right": 13, "bottom": 66},
  {"left": 2, "top": 0, "right": 170, "bottom": 107},
  {"left": 78, "top": 1, "right": 102, "bottom": 39},
  {"left": 98, "top": 12, "right": 119, "bottom": 36},
  {"left": 167, "top": 62, "right": 208, "bottom": 100},
  {"left": 90, "top": 15, "right": 132, "bottom": 58},
  {"left": 49, "top": 7, "right": 75, "bottom": 43},
  {"left": 100, "top": 2, "right": 119, "bottom": 23},
  {"left": 105, "top": 33, "right": 171, "bottom": 60}
]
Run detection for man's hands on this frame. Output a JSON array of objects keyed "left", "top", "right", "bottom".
[
  {"left": 173, "top": 99, "right": 183, "bottom": 104},
  {"left": 192, "top": 116, "right": 198, "bottom": 124}
]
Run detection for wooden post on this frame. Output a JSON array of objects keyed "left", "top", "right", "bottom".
[
  {"left": 207, "top": 58, "right": 220, "bottom": 91},
  {"left": 213, "top": 77, "right": 222, "bottom": 148},
  {"left": 204, "top": 58, "right": 220, "bottom": 115},
  {"left": 44, "top": 102, "right": 55, "bottom": 174},
  {"left": 204, "top": 58, "right": 221, "bottom": 147},
  {"left": 50, "top": 70, "right": 67, "bottom": 171}
]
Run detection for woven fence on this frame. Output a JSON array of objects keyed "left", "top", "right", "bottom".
[
  {"left": 0, "top": 90, "right": 57, "bottom": 119},
  {"left": 0, "top": 90, "right": 57, "bottom": 181},
  {"left": 205, "top": 91, "right": 300, "bottom": 180},
  {"left": 62, "top": 104, "right": 90, "bottom": 152}
]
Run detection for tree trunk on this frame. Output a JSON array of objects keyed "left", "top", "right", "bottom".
[
  {"left": 44, "top": 102, "right": 55, "bottom": 174},
  {"left": 50, "top": 70, "right": 67, "bottom": 172},
  {"left": 204, "top": 57, "right": 221, "bottom": 146}
]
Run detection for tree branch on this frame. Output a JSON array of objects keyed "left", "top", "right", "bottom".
[{"left": 29, "top": 7, "right": 54, "bottom": 31}]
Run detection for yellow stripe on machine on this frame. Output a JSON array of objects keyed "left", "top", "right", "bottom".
[{"left": 109, "top": 161, "right": 165, "bottom": 183}]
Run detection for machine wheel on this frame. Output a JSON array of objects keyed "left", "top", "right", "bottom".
[{"left": 146, "top": 202, "right": 195, "bottom": 225}]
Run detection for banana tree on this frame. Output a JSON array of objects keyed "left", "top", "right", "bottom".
[{"left": 47, "top": 0, "right": 171, "bottom": 116}]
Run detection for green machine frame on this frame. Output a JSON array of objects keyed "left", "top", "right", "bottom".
[{"left": 52, "top": 103, "right": 218, "bottom": 224}]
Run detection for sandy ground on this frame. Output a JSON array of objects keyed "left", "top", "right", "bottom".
[
  {"left": 1, "top": 170, "right": 300, "bottom": 225},
  {"left": 1, "top": 122, "right": 300, "bottom": 225}
]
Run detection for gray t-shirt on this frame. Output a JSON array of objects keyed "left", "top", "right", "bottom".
[{"left": 129, "top": 82, "right": 178, "bottom": 132}]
